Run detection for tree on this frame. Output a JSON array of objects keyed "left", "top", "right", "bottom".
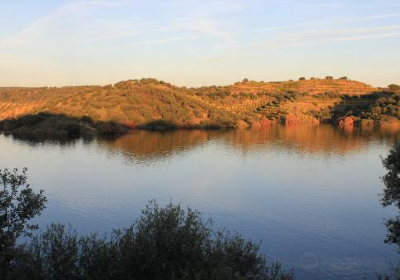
[
  {"left": 242, "top": 78, "right": 249, "bottom": 83},
  {"left": 381, "top": 144, "right": 400, "bottom": 208},
  {"left": 389, "top": 84, "right": 400, "bottom": 91},
  {"left": 339, "top": 76, "right": 348, "bottom": 80},
  {"left": 375, "top": 144, "right": 400, "bottom": 280},
  {"left": 299, "top": 77, "right": 306, "bottom": 81},
  {"left": 0, "top": 168, "right": 46, "bottom": 279},
  {"left": 325, "top": 76, "right": 334, "bottom": 80},
  {"left": 13, "top": 201, "right": 294, "bottom": 280},
  {"left": 381, "top": 144, "right": 400, "bottom": 247}
]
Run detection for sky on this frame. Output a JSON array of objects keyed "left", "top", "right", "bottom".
[{"left": 0, "top": 0, "right": 399, "bottom": 87}]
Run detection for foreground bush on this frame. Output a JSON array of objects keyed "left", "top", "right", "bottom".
[
  {"left": 9, "top": 201, "right": 293, "bottom": 280},
  {"left": 379, "top": 144, "right": 400, "bottom": 280},
  {"left": 0, "top": 168, "right": 46, "bottom": 280}
]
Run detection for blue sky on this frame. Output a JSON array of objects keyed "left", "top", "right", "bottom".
[{"left": 0, "top": 0, "right": 399, "bottom": 87}]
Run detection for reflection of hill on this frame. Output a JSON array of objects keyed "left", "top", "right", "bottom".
[
  {"left": 4, "top": 133, "right": 83, "bottom": 148},
  {"left": 96, "top": 125, "right": 400, "bottom": 162},
  {"left": 223, "top": 125, "right": 400, "bottom": 155},
  {"left": 96, "top": 130, "right": 214, "bottom": 162}
]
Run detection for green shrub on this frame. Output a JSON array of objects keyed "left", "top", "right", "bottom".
[
  {"left": 11, "top": 201, "right": 293, "bottom": 280},
  {"left": 389, "top": 84, "right": 400, "bottom": 91},
  {"left": 0, "top": 168, "right": 46, "bottom": 279}
]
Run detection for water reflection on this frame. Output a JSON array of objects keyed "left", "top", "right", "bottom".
[
  {"left": 95, "top": 125, "right": 400, "bottom": 162},
  {"left": 96, "top": 130, "right": 210, "bottom": 162},
  {"left": 6, "top": 125, "right": 400, "bottom": 162},
  {"left": 1, "top": 125, "right": 400, "bottom": 280}
]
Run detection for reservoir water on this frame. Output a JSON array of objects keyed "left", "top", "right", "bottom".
[{"left": 1, "top": 125, "right": 399, "bottom": 279}]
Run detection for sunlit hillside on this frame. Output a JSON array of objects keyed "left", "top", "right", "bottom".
[{"left": 0, "top": 77, "right": 398, "bottom": 132}]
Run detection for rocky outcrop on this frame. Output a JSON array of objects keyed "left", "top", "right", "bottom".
[{"left": 337, "top": 116, "right": 354, "bottom": 127}]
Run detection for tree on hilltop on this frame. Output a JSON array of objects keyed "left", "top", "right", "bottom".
[{"left": 389, "top": 84, "right": 400, "bottom": 91}]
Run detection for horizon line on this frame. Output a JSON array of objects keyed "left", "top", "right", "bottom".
[{"left": 0, "top": 76, "right": 393, "bottom": 89}]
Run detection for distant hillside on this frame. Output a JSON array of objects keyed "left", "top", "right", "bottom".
[
  {"left": 0, "top": 79, "right": 237, "bottom": 129},
  {"left": 0, "top": 77, "right": 399, "bottom": 137},
  {"left": 228, "top": 78, "right": 377, "bottom": 95}
]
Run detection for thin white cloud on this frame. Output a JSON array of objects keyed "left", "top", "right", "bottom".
[
  {"left": 332, "top": 13, "right": 400, "bottom": 24},
  {"left": 129, "top": 36, "right": 197, "bottom": 47},
  {"left": 184, "top": 20, "right": 234, "bottom": 42},
  {"left": 159, "top": 0, "right": 245, "bottom": 44},
  {"left": 304, "top": 2, "right": 345, "bottom": 11},
  {"left": 248, "top": 24, "right": 400, "bottom": 49},
  {"left": 311, "top": 24, "right": 400, "bottom": 35},
  {"left": 322, "top": 31, "right": 400, "bottom": 42},
  {"left": 0, "top": 0, "right": 135, "bottom": 46},
  {"left": 291, "top": 32, "right": 400, "bottom": 46},
  {"left": 0, "top": 0, "right": 238, "bottom": 49}
]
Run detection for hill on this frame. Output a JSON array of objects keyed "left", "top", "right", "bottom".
[{"left": 0, "top": 77, "right": 399, "bottom": 137}]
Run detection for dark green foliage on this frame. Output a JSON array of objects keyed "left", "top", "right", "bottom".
[
  {"left": 381, "top": 143, "right": 400, "bottom": 247},
  {"left": 377, "top": 144, "right": 400, "bottom": 279},
  {"left": 206, "top": 91, "right": 230, "bottom": 100},
  {"left": 298, "top": 77, "right": 306, "bottom": 81},
  {"left": 0, "top": 113, "right": 129, "bottom": 139},
  {"left": 240, "top": 93, "right": 251, "bottom": 99},
  {"left": 376, "top": 265, "right": 400, "bottom": 280},
  {"left": 325, "top": 76, "right": 334, "bottom": 80},
  {"left": 137, "top": 120, "right": 178, "bottom": 131},
  {"left": 382, "top": 143, "right": 400, "bottom": 208},
  {"left": 334, "top": 92, "right": 400, "bottom": 122},
  {"left": 367, "top": 93, "right": 400, "bottom": 120},
  {"left": 11, "top": 201, "right": 294, "bottom": 280},
  {"left": 384, "top": 217, "right": 400, "bottom": 246},
  {"left": 315, "top": 92, "right": 340, "bottom": 99},
  {"left": 0, "top": 168, "right": 46, "bottom": 280}
]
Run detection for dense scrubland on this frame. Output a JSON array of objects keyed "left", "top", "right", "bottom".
[{"left": 0, "top": 77, "right": 399, "bottom": 137}]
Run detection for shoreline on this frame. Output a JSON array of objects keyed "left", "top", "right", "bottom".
[{"left": 2, "top": 114, "right": 400, "bottom": 141}]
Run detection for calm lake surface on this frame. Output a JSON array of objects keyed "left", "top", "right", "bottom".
[{"left": 1, "top": 125, "right": 400, "bottom": 279}]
